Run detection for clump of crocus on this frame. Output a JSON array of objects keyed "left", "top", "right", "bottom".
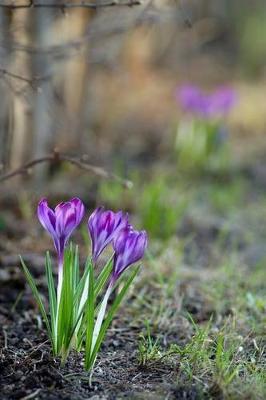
[
  {"left": 177, "top": 85, "right": 236, "bottom": 119},
  {"left": 21, "top": 198, "right": 147, "bottom": 370},
  {"left": 175, "top": 84, "right": 236, "bottom": 171}
]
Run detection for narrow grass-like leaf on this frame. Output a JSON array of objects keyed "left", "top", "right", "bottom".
[
  {"left": 91, "top": 285, "right": 112, "bottom": 352},
  {"left": 85, "top": 262, "right": 95, "bottom": 370},
  {"left": 74, "top": 257, "right": 91, "bottom": 308},
  {"left": 69, "top": 297, "right": 88, "bottom": 346},
  {"left": 87, "top": 266, "right": 139, "bottom": 371},
  {"left": 94, "top": 257, "right": 113, "bottom": 298},
  {"left": 73, "top": 245, "right": 79, "bottom": 295},
  {"left": 45, "top": 252, "right": 57, "bottom": 337},
  {"left": 57, "top": 247, "right": 74, "bottom": 358},
  {"left": 20, "top": 256, "right": 53, "bottom": 350}
]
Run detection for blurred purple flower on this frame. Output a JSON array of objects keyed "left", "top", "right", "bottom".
[
  {"left": 88, "top": 207, "right": 129, "bottom": 262},
  {"left": 176, "top": 85, "right": 236, "bottom": 118},
  {"left": 209, "top": 87, "right": 236, "bottom": 116},
  {"left": 37, "top": 197, "right": 85, "bottom": 264},
  {"left": 111, "top": 227, "right": 148, "bottom": 284},
  {"left": 177, "top": 85, "right": 204, "bottom": 114}
]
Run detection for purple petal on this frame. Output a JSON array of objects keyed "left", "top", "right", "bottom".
[
  {"left": 71, "top": 197, "right": 85, "bottom": 225},
  {"left": 209, "top": 87, "right": 236, "bottom": 116},
  {"left": 37, "top": 197, "right": 85, "bottom": 260},
  {"left": 113, "top": 226, "right": 130, "bottom": 254},
  {"left": 176, "top": 84, "right": 236, "bottom": 118},
  {"left": 88, "top": 207, "right": 104, "bottom": 258},
  {"left": 37, "top": 198, "right": 56, "bottom": 238},
  {"left": 176, "top": 85, "right": 204, "bottom": 114},
  {"left": 113, "top": 229, "right": 148, "bottom": 280},
  {"left": 55, "top": 202, "right": 73, "bottom": 237},
  {"left": 88, "top": 207, "right": 128, "bottom": 262}
]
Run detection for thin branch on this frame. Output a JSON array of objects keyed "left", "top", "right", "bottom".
[
  {"left": 0, "top": 151, "right": 133, "bottom": 188},
  {"left": 0, "top": 6, "right": 173, "bottom": 58},
  {"left": 0, "top": 68, "right": 32, "bottom": 84},
  {"left": 0, "top": 67, "right": 48, "bottom": 87},
  {"left": 0, "top": 0, "right": 141, "bottom": 9}
]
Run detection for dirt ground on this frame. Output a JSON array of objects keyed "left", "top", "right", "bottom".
[{"left": 0, "top": 147, "right": 266, "bottom": 400}]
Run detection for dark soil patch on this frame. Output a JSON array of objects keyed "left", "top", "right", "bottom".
[
  {"left": 1, "top": 160, "right": 266, "bottom": 400},
  {"left": 0, "top": 268, "right": 202, "bottom": 400}
]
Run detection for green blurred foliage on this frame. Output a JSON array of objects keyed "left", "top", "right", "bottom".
[
  {"left": 238, "top": 10, "right": 266, "bottom": 76},
  {"left": 138, "top": 178, "right": 187, "bottom": 240},
  {"left": 206, "top": 180, "right": 245, "bottom": 214},
  {"left": 0, "top": 214, "right": 6, "bottom": 231},
  {"left": 175, "top": 119, "right": 230, "bottom": 174},
  {"left": 98, "top": 172, "right": 187, "bottom": 241}
]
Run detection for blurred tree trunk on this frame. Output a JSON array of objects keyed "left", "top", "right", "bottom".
[
  {"left": 59, "top": 9, "right": 92, "bottom": 152},
  {"left": 0, "top": 10, "right": 11, "bottom": 170},
  {"left": 9, "top": 9, "right": 32, "bottom": 170},
  {"left": 32, "top": 8, "right": 55, "bottom": 180}
]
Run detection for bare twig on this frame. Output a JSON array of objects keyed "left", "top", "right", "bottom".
[
  {"left": 0, "top": 0, "right": 141, "bottom": 9},
  {"left": 0, "top": 151, "right": 133, "bottom": 188},
  {"left": 0, "top": 68, "right": 33, "bottom": 84},
  {"left": 0, "top": 67, "right": 49, "bottom": 87}
]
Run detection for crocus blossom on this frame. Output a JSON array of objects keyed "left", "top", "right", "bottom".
[
  {"left": 90, "top": 225, "right": 147, "bottom": 357},
  {"left": 24, "top": 200, "right": 147, "bottom": 370},
  {"left": 88, "top": 207, "right": 128, "bottom": 262},
  {"left": 111, "top": 226, "right": 148, "bottom": 283},
  {"left": 37, "top": 198, "right": 85, "bottom": 300},
  {"left": 38, "top": 197, "right": 85, "bottom": 263},
  {"left": 176, "top": 85, "right": 236, "bottom": 118}
]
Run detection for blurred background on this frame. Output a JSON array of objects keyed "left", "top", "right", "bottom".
[
  {"left": 2, "top": 3, "right": 266, "bottom": 398},
  {"left": 1, "top": 0, "right": 266, "bottom": 177},
  {"left": 1, "top": 0, "right": 266, "bottom": 246}
]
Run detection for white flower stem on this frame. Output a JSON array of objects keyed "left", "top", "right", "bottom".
[
  {"left": 55, "top": 259, "right": 63, "bottom": 352},
  {"left": 57, "top": 259, "right": 63, "bottom": 303},
  {"left": 91, "top": 284, "right": 112, "bottom": 354},
  {"left": 75, "top": 274, "right": 89, "bottom": 335}
]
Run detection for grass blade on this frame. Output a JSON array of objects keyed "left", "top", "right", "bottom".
[
  {"left": 45, "top": 252, "right": 57, "bottom": 341},
  {"left": 85, "top": 262, "right": 95, "bottom": 369},
  {"left": 20, "top": 256, "right": 54, "bottom": 351},
  {"left": 87, "top": 266, "right": 139, "bottom": 370},
  {"left": 74, "top": 257, "right": 91, "bottom": 308},
  {"left": 57, "top": 247, "right": 74, "bottom": 359},
  {"left": 94, "top": 257, "right": 113, "bottom": 298}
]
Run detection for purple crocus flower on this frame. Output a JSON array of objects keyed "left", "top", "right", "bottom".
[
  {"left": 111, "top": 227, "right": 148, "bottom": 284},
  {"left": 208, "top": 86, "right": 236, "bottom": 116},
  {"left": 177, "top": 85, "right": 205, "bottom": 115},
  {"left": 37, "top": 198, "right": 85, "bottom": 297},
  {"left": 88, "top": 207, "right": 129, "bottom": 262},
  {"left": 176, "top": 84, "right": 236, "bottom": 118},
  {"left": 38, "top": 198, "right": 85, "bottom": 262}
]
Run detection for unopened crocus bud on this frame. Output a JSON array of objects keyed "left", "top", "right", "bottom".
[
  {"left": 111, "top": 227, "right": 148, "bottom": 284},
  {"left": 88, "top": 207, "right": 128, "bottom": 263}
]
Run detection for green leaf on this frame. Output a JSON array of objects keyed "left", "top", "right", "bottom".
[
  {"left": 87, "top": 266, "right": 139, "bottom": 371},
  {"left": 94, "top": 256, "right": 113, "bottom": 298},
  {"left": 74, "top": 256, "right": 113, "bottom": 346},
  {"left": 74, "top": 257, "right": 91, "bottom": 308},
  {"left": 73, "top": 245, "right": 80, "bottom": 292},
  {"left": 20, "top": 256, "right": 54, "bottom": 351},
  {"left": 57, "top": 247, "right": 74, "bottom": 356},
  {"left": 90, "top": 284, "right": 112, "bottom": 355},
  {"left": 45, "top": 252, "right": 57, "bottom": 345},
  {"left": 64, "top": 256, "right": 92, "bottom": 352},
  {"left": 68, "top": 298, "right": 88, "bottom": 347},
  {"left": 85, "top": 262, "right": 95, "bottom": 369}
]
